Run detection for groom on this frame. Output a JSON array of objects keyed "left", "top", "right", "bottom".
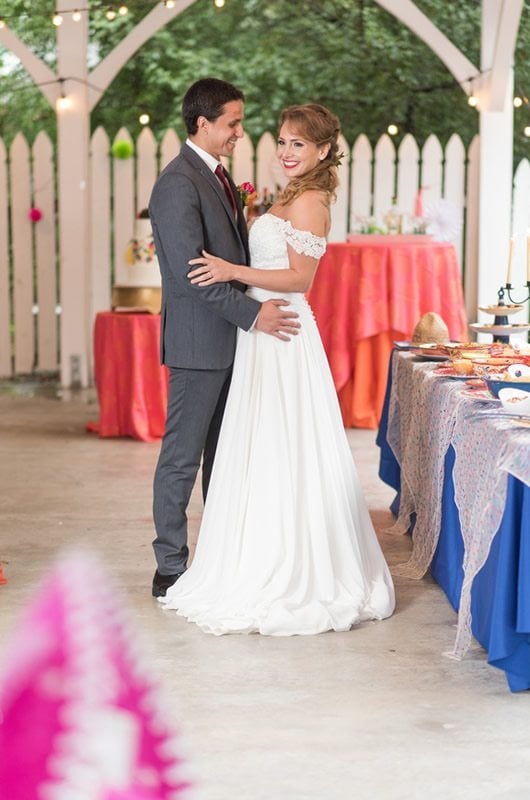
[{"left": 149, "top": 77, "right": 299, "bottom": 597}]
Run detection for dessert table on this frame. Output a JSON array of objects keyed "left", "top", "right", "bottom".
[
  {"left": 87, "top": 311, "right": 168, "bottom": 442},
  {"left": 377, "top": 350, "right": 530, "bottom": 691},
  {"left": 307, "top": 236, "right": 468, "bottom": 428}
]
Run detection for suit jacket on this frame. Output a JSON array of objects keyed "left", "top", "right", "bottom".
[{"left": 149, "top": 143, "right": 261, "bottom": 369}]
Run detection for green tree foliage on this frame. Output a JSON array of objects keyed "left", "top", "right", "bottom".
[{"left": 0, "top": 0, "right": 529, "bottom": 161}]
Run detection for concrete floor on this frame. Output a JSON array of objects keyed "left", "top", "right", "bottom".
[{"left": 1, "top": 386, "right": 529, "bottom": 800}]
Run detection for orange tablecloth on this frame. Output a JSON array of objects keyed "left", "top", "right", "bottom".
[
  {"left": 87, "top": 312, "right": 168, "bottom": 442},
  {"left": 307, "top": 236, "right": 468, "bottom": 428}
]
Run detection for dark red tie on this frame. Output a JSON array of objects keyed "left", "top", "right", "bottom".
[{"left": 215, "top": 164, "right": 237, "bottom": 217}]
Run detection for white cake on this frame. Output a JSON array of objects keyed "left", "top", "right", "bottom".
[{"left": 124, "top": 217, "right": 161, "bottom": 288}]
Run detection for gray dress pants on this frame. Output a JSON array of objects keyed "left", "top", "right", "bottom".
[{"left": 153, "top": 365, "right": 232, "bottom": 575}]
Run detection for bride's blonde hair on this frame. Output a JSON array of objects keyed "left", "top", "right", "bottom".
[{"left": 277, "top": 103, "right": 341, "bottom": 206}]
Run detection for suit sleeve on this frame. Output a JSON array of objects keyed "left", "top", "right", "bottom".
[{"left": 149, "top": 171, "right": 260, "bottom": 331}]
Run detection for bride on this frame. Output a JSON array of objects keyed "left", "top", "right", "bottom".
[{"left": 159, "top": 103, "right": 395, "bottom": 635}]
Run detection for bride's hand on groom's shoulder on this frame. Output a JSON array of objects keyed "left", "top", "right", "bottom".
[{"left": 188, "top": 250, "right": 236, "bottom": 285}]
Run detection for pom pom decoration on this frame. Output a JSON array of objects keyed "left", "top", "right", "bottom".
[
  {"left": 112, "top": 140, "right": 134, "bottom": 160},
  {"left": 0, "top": 551, "right": 192, "bottom": 800},
  {"left": 423, "top": 198, "right": 462, "bottom": 242},
  {"left": 28, "top": 207, "right": 43, "bottom": 223}
]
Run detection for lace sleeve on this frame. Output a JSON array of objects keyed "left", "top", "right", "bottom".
[{"left": 278, "top": 218, "right": 327, "bottom": 259}]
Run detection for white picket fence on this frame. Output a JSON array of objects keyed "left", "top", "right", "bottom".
[{"left": 1, "top": 126, "right": 529, "bottom": 379}]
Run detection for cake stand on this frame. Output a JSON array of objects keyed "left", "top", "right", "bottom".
[{"left": 469, "top": 288, "right": 529, "bottom": 343}]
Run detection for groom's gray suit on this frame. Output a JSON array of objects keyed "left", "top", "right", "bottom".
[{"left": 149, "top": 143, "right": 261, "bottom": 575}]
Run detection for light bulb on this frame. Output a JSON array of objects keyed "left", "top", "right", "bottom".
[
  {"left": 524, "top": 126, "right": 530, "bottom": 138},
  {"left": 139, "top": 113, "right": 150, "bottom": 125},
  {"left": 106, "top": 8, "right": 117, "bottom": 20},
  {"left": 57, "top": 95, "right": 72, "bottom": 111},
  {"left": 72, "top": 10, "right": 82, "bottom": 21},
  {"left": 118, "top": 4, "right": 128, "bottom": 14},
  {"left": 53, "top": 13, "right": 63, "bottom": 25},
  {"left": 468, "top": 94, "right": 478, "bottom": 107},
  {"left": 387, "top": 124, "right": 398, "bottom": 136},
  {"left": 165, "top": 0, "right": 175, "bottom": 6},
  {"left": 214, "top": 0, "right": 225, "bottom": 7},
  {"left": 514, "top": 96, "right": 523, "bottom": 108},
  {"left": 0, "top": 17, "right": 6, "bottom": 28}
]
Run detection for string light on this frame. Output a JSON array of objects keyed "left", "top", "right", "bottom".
[
  {"left": 514, "top": 96, "right": 523, "bottom": 108},
  {"left": 467, "top": 94, "right": 478, "bottom": 107},
  {"left": 118, "top": 4, "right": 128, "bottom": 15},
  {"left": 524, "top": 126, "right": 530, "bottom": 138},
  {"left": 164, "top": 0, "right": 175, "bottom": 6},
  {"left": 106, "top": 7, "right": 117, "bottom": 20},
  {"left": 0, "top": 17, "right": 5, "bottom": 28},
  {"left": 214, "top": 0, "right": 225, "bottom": 7},
  {"left": 139, "top": 113, "right": 150, "bottom": 125},
  {"left": 52, "top": 12, "right": 63, "bottom": 26},
  {"left": 387, "top": 124, "right": 398, "bottom": 136},
  {"left": 56, "top": 79, "right": 72, "bottom": 110}
]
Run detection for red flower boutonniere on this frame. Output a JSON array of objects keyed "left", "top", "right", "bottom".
[{"left": 237, "top": 182, "right": 257, "bottom": 207}]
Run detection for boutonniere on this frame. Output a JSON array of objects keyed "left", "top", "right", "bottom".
[{"left": 237, "top": 182, "right": 257, "bottom": 207}]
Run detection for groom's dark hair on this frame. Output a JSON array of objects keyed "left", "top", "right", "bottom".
[{"left": 182, "top": 78, "right": 245, "bottom": 135}]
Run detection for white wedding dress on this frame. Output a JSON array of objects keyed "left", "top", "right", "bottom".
[{"left": 160, "top": 213, "right": 395, "bottom": 635}]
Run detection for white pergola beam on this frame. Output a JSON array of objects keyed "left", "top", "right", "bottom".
[
  {"left": 374, "top": 0, "right": 478, "bottom": 90},
  {"left": 0, "top": 27, "right": 58, "bottom": 105},
  {"left": 89, "top": 0, "right": 197, "bottom": 111},
  {"left": 486, "top": 0, "right": 523, "bottom": 111}
]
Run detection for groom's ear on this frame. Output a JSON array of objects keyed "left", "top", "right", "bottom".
[{"left": 196, "top": 115, "right": 209, "bottom": 134}]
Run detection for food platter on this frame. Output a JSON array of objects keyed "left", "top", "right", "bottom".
[
  {"left": 478, "top": 304, "right": 524, "bottom": 316},
  {"left": 411, "top": 350, "right": 450, "bottom": 362},
  {"left": 469, "top": 323, "right": 530, "bottom": 336}
]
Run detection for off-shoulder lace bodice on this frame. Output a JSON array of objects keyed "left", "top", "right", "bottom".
[{"left": 249, "top": 213, "right": 327, "bottom": 268}]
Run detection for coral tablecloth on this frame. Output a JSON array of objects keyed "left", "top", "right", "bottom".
[
  {"left": 307, "top": 236, "right": 468, "bottom": 428},
  {"left": 87, "top": 311, "right": 168, "bottom": 442}
]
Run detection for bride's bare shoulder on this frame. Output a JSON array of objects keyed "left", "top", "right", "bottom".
[{"left": 286, "top": 191, "right": 330, "bottom": 237}]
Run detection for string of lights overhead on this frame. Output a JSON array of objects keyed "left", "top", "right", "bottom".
[{"left": 0, "top": 0, "right": 227, "bottom": 28}]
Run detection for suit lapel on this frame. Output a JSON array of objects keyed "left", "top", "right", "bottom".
[{"left": 181, "top": 145, "right": 248, "bottom": 259}]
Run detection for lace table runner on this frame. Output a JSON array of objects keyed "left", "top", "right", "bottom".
[
  {"left": 449, "top": 407, "right": 530, "bottom": 658},
  {"left": 386, "top": 351, "right": 530, "bottom": 657},
  {"left": 387, "top": 353, "right": 469, "bottom": 577}
]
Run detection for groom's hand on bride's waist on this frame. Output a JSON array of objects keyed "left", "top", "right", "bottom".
[{"left": 255, "top": 299, "right": 300, "bottom": 341}]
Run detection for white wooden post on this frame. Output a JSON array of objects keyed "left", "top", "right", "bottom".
[
  {"left": 464, "top": 135, "right": 480, "bottom": 322},
  {"left": 10, "top": 134, "right": 34, "bottom": 375},
  {"left": 329, "top": 134, "right": 350, "bottom": 242},
  {"left": 373, "top": 134, "right": 396, "bottom": 225},
  {"left": 56, "top": 1, "right": 90, "bottom": 386},
  {"left": 350, "top": 134, "right": 372, "bottom": 226},
  {"left": 0, "top": 138, "right": 11, "bottom": 377},
  {"left": 396, "top": 133, "right": 419, "bottom": 217},
  {"left": 33, "top": 132, "right": 58, "bottom": 372},
  {"left": 112, "top": 128, "right": 135, "bottom": 288},
  {"left": 444, "top": 134, "right": 466, "bottom": 269},
  {"left": 476, "top": 0, "right": 515, "bottom": 321},
  {"left": 160, "top": 130, "right": 181, "bottom": 171},
  {"left": 136, "top": 127, "right": 158, "bottom": 213},
  {"left": 89, "top": 127, "right": 112, "bottom": 333}
]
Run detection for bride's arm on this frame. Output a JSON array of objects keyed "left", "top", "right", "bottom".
[{"left": 188, "top": 193, "right": 329, "bottom": 293}]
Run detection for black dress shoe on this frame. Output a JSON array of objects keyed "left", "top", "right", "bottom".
[{"left": 152, "top": 569, "right": 185, "bottom": 598}]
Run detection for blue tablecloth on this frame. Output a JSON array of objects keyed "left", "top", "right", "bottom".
[{"left": 377, "top": 352, "right": 530, "bottom": 691}]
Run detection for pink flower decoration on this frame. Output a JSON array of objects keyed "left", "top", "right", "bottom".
[{"left": 28, "top": 207, "right": 43, "bottom": 223}]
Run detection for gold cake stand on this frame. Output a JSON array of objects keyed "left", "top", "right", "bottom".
[{"left": 111, "top": 285, "right": 161, "bottom": 315}]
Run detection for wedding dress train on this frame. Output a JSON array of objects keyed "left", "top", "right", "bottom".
[{"left": 160, "top": 213, "right": 395, "bottom": 634}]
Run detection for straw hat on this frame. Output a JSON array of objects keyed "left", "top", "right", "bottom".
[{"left": 411, "top": 312, "right": 449, "bottom": 344}]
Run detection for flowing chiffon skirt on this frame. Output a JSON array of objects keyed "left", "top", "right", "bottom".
[{"left": 160, "top": 287, "right": 395, "bottom": 635}]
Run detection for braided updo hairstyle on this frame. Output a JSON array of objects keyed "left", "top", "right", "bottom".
[{"left": 277, "top": 103, "right": 341, "bottom": 206}]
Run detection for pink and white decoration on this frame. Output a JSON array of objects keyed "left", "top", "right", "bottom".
[{"left": 0, "top": 552, "right": 191, "bottom": 800}]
